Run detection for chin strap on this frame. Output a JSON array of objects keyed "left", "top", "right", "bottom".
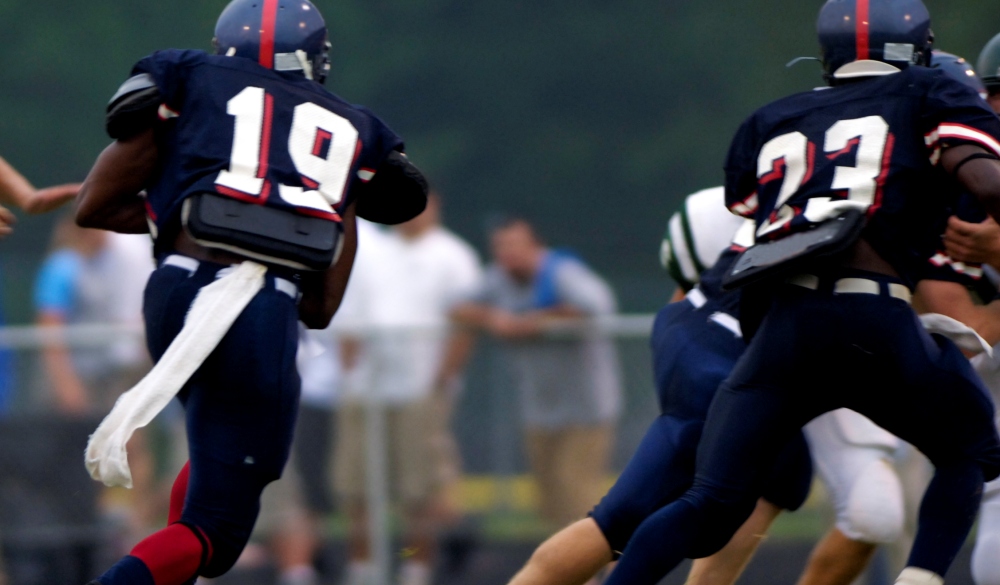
[{"left": 294, "top": 50, "right": 314, "bottom": 80}]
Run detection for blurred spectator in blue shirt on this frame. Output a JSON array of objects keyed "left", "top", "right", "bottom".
[{"left": 33, "top": 216, "right": 152, "bottom": 415}]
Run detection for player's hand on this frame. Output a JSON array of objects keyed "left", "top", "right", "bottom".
[
  {"left": 22, "top": 183, "right": 82, "bottom": 214},
  {"left": 0, "top": 205, "right": 16, "bottom": 238},
  {"left": 944, "top": 216, "right": 1000, "bottom": 265}
]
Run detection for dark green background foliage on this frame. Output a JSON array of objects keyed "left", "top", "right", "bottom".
[{"left": 0, "top": 0, "right": 997, "bottom": 319}]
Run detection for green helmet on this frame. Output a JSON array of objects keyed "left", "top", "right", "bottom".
[{"left": 978, "top": 32, "right": 1000, "bottom": 92}]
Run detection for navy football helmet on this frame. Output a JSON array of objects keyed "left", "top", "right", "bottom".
[
  {"left": 213, "top": 0, "right": 331, "bottom": 84},
  {"left": 931, "top": 50, "right": 988, "bottom": 100},
  {"left": 817, "top": 0, "right": 933, "bottom": 82},
  {"left": 978, "top": 33, "right": 1000, "bottom": 93}
]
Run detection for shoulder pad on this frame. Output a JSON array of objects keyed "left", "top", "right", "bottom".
[
  {"left": 106, "top": 73, "right": 162, "bottom": 140},
  {"left": 356, "top": 151, "right": 429, "bottom": 225}
]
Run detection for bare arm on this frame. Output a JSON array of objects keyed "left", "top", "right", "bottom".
[
  {"left": 37, "top": 312, "right": 89, "bottom": 416},
  {"left": 0, "top": 156, "right": 37, "bottom": 210},
  {"left": 76, "top": 130, "right": 159, "bottom": 233},
  {"left": 298, "top": 202, "right": 359, "bottom": 329},
  {"left": 915, "top": 279, "right": 1000, "bottom": 346}
]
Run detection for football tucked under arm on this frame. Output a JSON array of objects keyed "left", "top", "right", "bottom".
[
  {"left": 355, "top": 151, "right": 429, "bottom": 225},
  {"left": 106, "top": 73, "right": 162, "bottom": 140}
]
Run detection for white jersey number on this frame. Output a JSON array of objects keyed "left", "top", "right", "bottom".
[
  {"left": 755, "top": 115, "right": 891, "bottom": 237},
  {"left": 215, "top": 86, "right": 359, "bottom": 214}
]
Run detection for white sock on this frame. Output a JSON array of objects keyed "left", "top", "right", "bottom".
[
  {"left": 895, "top": 567, "right": 944, "bottom": 585},
  {"left": 398, "top": 561, "right": 432, "bottom": 585},
  {"left": 279, "top": 565, "right": 318, "bottom": 585},
  {"left": 344, "top": 561, "right": 375, "bottom": 585}
]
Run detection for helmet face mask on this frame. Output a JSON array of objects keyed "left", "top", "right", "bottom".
[
  {"left": 213, "top": 0, "right": 331, "bottom": 84},
  {"left": 817, "top": 0, "right": 933, "bottom": 84}
]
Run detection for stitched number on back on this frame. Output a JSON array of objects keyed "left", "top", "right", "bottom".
[
  {"left": 825, "top": 116, "right": 890, "bottom": 206},
  {"left": 755, "top": 116, "right": 891, "bottom": 238},
  {"left": 280, "top": 102, "right": 358, "bottom": 212},
  {"left": 216, "top": 87, "right": 268, "bottom": 197},
  {"left": 756, "top": 131, "right": 810, "bottom": 236},
  {"left": 215, "top": 87, "right": 358, "bottom": 215}
]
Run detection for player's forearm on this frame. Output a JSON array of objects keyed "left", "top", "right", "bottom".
[
  {"left": 299, "top": 203, "right": 358, "bottom": 329},
  {"left": 0, "top": 156, "right": 36, "bottom": 210},
  {"left": 77, "top": 131, "right": 158, "bottom": 232}
]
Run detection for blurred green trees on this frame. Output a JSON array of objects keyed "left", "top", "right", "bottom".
[{"left": 0, "top": 0, "right": 997, "bottom": 316}]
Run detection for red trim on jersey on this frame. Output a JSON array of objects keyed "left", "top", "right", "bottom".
[
  {"left": 259, "top": 0, "right": 279, "bottom": 69},
  {"left": 302, "top": 177, "right": 319, "bottom": 190},
  {"left": 295, "top": 207, "right": 343, "bottom": 221},
  {"left": 759, "top": 158, "right": 786, "bottom": 185},
  {"left": 312, "top": 129, "right": 333, "bottom": 158},
  {"left": 936, "top": 123, "right": 1000, "bottom": 157},
  {"left": 144, "top": 199, "right": 158, "bottom": 222},
  {"left": 826, "top": 137, "right": 860, "bottom": 160},
  {"left": 856, "top": 0, "right": 870, "bottom": 60},
  {"left": 255, "top": 93, "right": 275, "bottom": 202},
  {"left": 258, "top": 93, "right": 274, "bottom": 179},
  {"left": 869, "top": 132, "right": 895, "bottom": 216},
  {"left": 803, "top": 142, "right": 816, "bottom": 184},
  {"left": 216, "top": 184, "right": 266, "bottom": 204}
]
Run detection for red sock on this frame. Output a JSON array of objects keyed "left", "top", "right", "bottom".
[
  {"left": 130, "top": 523, "right": 204, "bottom": 585},
  {"left": 168, "top": 462, "right": 191, "bottom": 525}
]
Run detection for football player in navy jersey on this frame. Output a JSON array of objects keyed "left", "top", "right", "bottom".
[
  {"left": 600, "top": 1, "right": 1000, "bottom": 585},
  {"left": 508, "top": 188, "right": 815, "bottom": 585},
  {"left": 74, "top": 1, "right": 427, "bottom": 584},
  {"left": 941, "top": 32, "right": 1000, "bottom": 271}
]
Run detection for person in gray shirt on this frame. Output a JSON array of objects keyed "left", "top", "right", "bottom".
[{"left": 454, "top": 218, "right": 622, "bottom": 528}]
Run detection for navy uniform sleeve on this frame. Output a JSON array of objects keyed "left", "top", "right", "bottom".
[
  {"left": 131, "top": 49, "right": 208, "bottom": 119},
  {"left": 356, "top": 106, "right": 405, "bottom": 163},
  {"left": 923, "top": 71, "right": 1000, "bottom": 163},
  {"left": 724, "top": 116, "right": 761, "bottom": 219}
]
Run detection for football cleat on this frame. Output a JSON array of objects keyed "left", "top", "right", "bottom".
[
  {"left": 213, "top": 0, "right": 331, "bottom": 83},
  {"left": 817, "top": 0, "right": 933, "bottom": 82}
]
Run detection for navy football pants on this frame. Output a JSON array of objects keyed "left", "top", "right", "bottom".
[
  {"left": 606, "top": 273, "right": 1000, "bottom": 585},
  {"left": 95, "top": 259, "right": 302, "bottom": 585},
  {"left": 590, "top": 299, "right": 813, "bottom": 555}
]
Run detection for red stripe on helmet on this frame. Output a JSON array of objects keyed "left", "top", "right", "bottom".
[
  {"left": 856, "top": 0, "right": 870, "bottom": 60},
  {"left": 259, "top": 0, "right": 279, "bottom": 68}
]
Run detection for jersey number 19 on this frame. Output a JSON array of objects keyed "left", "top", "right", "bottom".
[{"left": 215, "top": 86, "right": 359, "bottom": 218}]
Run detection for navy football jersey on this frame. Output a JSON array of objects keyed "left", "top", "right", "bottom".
[
  {"left": 131, "top": 49, "right": 404, "bottom": 248},
  {"left": 724, "top": 67, "right": 1000, "bottom": 286}
]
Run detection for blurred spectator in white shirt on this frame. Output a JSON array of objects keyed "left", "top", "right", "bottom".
[{"left": 334, "top": 194, "right": 482, "bottom": 585}]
